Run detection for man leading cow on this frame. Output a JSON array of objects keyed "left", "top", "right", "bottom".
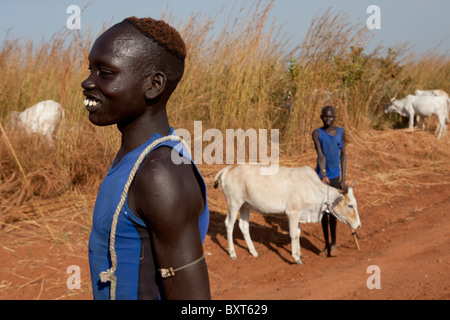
[{"left": 312, "top": 106, "right": 347, "bottom": 257}]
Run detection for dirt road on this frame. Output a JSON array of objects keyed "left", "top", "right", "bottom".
[
  {"left": 206, "top": 183, "right": 450, "bottom": 300},
  {"left": 0, "top": 129, "right": 449, "bottom": 300}
]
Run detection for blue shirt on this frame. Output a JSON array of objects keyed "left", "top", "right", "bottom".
[
  {"left": 315, "top": 127, "right": 344, "bottom": 180},
  {"left": 88, "top": 128, "right": 209, "bottom": 300}
]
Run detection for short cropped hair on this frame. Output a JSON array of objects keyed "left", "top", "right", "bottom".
[
  {"left": 121, "top": 16, "right": 186, "bottom": 96},
  {"left": 123, "top": 16, "right": 186, "bottom": 61},
  {"left": 321, "top": 105, "right": 335, "bottom": 115}
]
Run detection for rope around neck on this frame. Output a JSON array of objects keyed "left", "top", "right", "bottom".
[{"left": 99, "top": 135, "right": 189, "bottom": 300}]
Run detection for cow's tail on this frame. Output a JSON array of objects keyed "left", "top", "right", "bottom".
[{"left": 213, "top": 166, "right": 231, "bottom": 189}]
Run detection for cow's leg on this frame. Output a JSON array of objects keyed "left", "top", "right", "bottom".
[
  {"left": 434, "top": 120, "right": 441, "bottom": 137},
  {"left": 417, "top": 116, "right": 426, "bottom": 130},
  {"left": 287, "top": 211, "right": 302, "bottom": 264},
  {"left": 238, "top": 207, "right": 258, "bottom": 258},
  {"left": 415, "top": 115, "right": 420, "bottom": 129},
  {"left": 438, "top": 121, "right": 446, "bottom": 139},
  {"left": 408, "top": 114, "right": 415, "bottom": 132},
  {"left": 45, "top": 133, "right": 54, "bottom": 147},
  {"left": 436, "top": 114, "right": 446, "bottom": 139},
  {"left": 437, "top": 123, "right": 443, "bottom": 139},
  {"left": 422, "top": 116, "right": 427, "bottom": 130},
  {"left": 224, "top": 201, "right": 241, "bottom": 260}
]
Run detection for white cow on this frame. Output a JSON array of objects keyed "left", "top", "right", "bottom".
[
  {"left": 384, "top": 95, "right": 449, "bottom": 139},
  {"left": 414, "top": 90, "right": 449, "bottom": 129},
  {"left": 414, "top": 89, "right": 449, "bottom": 99},
  {"left": 387, "top": 96, "right": 427, "bottom": 129},
  {"left": 213, "top": 164, "right": 361, "bottom": 264},
  {"left": 10, "top": 100, "right": 64, "bottom": 145}
]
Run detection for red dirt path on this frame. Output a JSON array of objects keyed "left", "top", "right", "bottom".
[{"left": 1, "top": 129, "right": 449, "bottom": 300}]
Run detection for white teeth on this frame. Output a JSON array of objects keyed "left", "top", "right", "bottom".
[{"left": 84, "top": 98, "right": 98, "bottom": 107}]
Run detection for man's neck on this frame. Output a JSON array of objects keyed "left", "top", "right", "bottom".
[{"left": 116, "top": 109, "right": 170, "bottom": 163}]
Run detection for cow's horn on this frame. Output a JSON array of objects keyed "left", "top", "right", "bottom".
[{"left": 350, "top": 180, "right": 356, "bottom": 189}]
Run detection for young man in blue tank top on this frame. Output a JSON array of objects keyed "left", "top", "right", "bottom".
[
  {"left": 81, "top": 17, "right": 210, "bottom": 299},
  {"left": 312, "top": 106, "right": 347, "bottom": 258}
]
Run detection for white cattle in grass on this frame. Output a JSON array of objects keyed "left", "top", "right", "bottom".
[
  {"left": 384, "top": 95, "right": 449, "bottom": 139},
  {"left": 414, "top": 89, "right": 449, "bottom": 99},
  {"left": 387, "top": 96, "right": 427, "bottom": 129},
  {"left": 213, "top": 164, "right": 361, "bottom": 264},
  {"left": 414, "top": 91, "right": 449, "bottom": 128},
  {"left": 10, "top": 100, "right": 64, "bottom": 145}
]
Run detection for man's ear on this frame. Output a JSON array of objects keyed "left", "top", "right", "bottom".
[{"left": 144, "top": 72, "right": 166, "bottom": 100}]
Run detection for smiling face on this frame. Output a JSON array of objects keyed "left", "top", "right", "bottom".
[
  {"left": 320, "top": 106, "right": 335, "bottom": 128},
  {"left": 81, "top": 23, "right": 154, "bottom": 127}
]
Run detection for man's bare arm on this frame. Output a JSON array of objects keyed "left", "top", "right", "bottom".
[
  {"left": 312, "top": 129, "right": 329, "bottom": 184},
  {"left": 131, "top": 147, "right": 210, "bottom": 299}
]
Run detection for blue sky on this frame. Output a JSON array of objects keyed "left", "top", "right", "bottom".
[{"left": 1, "top": 0, "right": 449, "bottom": 55}]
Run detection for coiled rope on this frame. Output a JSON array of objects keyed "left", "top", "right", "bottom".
[{"left": 99, "top": 135, "right": 189, "bottom": 300}]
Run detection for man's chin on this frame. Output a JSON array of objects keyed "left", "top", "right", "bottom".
[{"left": 88, "top": 114, "right": 112, "bottom": 127}]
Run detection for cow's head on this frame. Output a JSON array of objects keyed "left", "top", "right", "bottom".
[
  {"left": 384, "top": 93, "right": 399, "bottom": 114},
  {"left": 331, "top": 181, "right": 361, "bottom": 230}
]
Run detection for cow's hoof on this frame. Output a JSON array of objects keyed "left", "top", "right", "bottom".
[{"left": 249, "top": 250, "right": 259, "bottom": 258}]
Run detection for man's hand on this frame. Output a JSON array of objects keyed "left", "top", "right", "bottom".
[{"left": 322, "top": 177, "right": 330, "bottom": 185}]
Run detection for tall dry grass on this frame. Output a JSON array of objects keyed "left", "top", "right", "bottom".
[
  {"left": 1, "top": 0, "right": 450, "bottom": 228},
  {"left": 0, "top": 24, "right": 116, "bottom": 229},
  {"left": 166, "top": 0, "right": 293, "bottom": 131}
]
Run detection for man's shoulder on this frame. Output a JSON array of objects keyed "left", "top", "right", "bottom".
[
  {"left": 132, "top": 145, "right": 203, "bottom": 223},
  {"left": 136, "top": 146, "right": 191, "bottom": 188},
  {"left": 135, "top": 146, "right": 202, "bottom": 201},
  {"left": 312, "top": 128, "right": 320, "bottom": 137}
]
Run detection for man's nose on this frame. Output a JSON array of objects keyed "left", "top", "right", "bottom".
[{"left": 81, "top": 75, "right": 95, "bottom": 90}]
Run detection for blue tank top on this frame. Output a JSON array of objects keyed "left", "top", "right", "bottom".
[
  {"left": 88, "top": 128, "right": 209, "bottom": 300},
  {"left": 315, "top": 127, "right": 343, "bottom": 180}
]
